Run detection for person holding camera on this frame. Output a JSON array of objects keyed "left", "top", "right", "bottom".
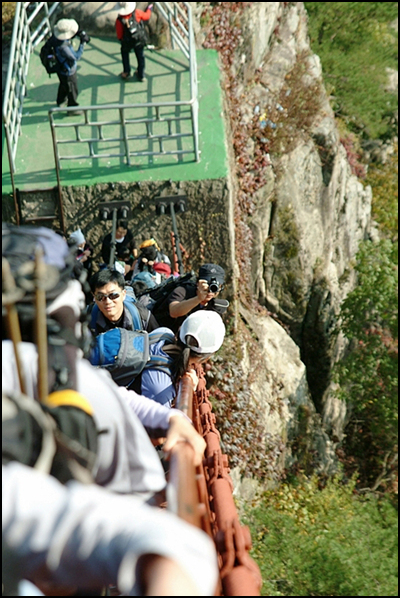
[
  {"left": 116, "top": 2, "right": 154, "bottom": 82},
  {"left": 153, "top": 263, "right": 228, "bottom": 334},
  {"left": 52, "top": 19, "right": 90, "bottom": 115}
]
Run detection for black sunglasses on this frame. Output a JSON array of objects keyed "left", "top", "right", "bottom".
[{"left": 94, "top": 292, "right": 121, "bottom": 302}]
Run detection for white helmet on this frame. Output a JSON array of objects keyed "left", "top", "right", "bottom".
[{"left": 179, "top": 311, "right": 226, "bottom": 354}]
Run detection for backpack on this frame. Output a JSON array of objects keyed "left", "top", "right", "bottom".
[
  {"left": 137, "top": 272, "right": 197, "bottom": 320},
  {"left": 39, "top": 37, "right": 59, "bottom": 76},
  {"left": 2, "top": 224, "right": 99, "bottom": 483},
  {"left": 137, "top": 272, "right": 196, "bottom": 308},
  {"left": 89, "top": 329, "right": 175, "bottom": 388},
  {"left": 3, "top": 391, "right": 98, "bottom": 484},
  {"left": 89, "top": 294, "right": 145, "bottom": 333},
  {"left": 127, "top": 12, "right": 148, "bottom": 48}
]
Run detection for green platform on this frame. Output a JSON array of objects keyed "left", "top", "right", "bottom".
[{"left": 2, "top": 37, "right": 228, "bottom": 193}]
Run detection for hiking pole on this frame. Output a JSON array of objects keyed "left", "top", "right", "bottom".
[
  {"left": 169, "top": 201, "right": 184, "bottom": 275},
  {"left": 34, "top": 247, "right": 49, "bottom": 403},
  {"left": 2, "top": 258, "right": 27, "bottom": 395},
  {"left": 155, "top": 195, "right": 187, "bottom": 274},
  {"left": 109, "top": 208, "right": 118, "bottom": 268},
  {"left": 170, "top": 230, "right": 179, "bottom": 275}
]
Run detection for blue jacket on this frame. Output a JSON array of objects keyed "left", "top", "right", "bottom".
[
  {"left": 53, "top": 36, "right": 85, "bottom": 76},
  {"left": 140, "top": 334, "right": 176, "bottom": 408}
]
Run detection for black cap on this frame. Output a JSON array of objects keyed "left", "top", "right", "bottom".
[
  {"left": 140, "top": 245, "right": 157, "bottom": 261},
  {"left": 198, "top": 263, "right": 225, "bottom": 285}
]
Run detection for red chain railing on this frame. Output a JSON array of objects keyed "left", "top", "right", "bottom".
[{"left": 171, "top": 367, "right": 262, "bottom": 596}]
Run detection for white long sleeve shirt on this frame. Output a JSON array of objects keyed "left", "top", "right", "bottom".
[
  {"left": 3, "top": 462, "right": 219, "bottom": 596},
  {"left": 2, "top": 341, "right": 187, "bottom": 495}
]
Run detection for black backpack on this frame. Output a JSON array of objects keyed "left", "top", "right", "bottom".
[
  {"left": 2, "top": 224, "right": 99, "bottom": 483},
  {"left": 136, "top": 272, "right": 197, "bottom": 314},
  {"left": 127, "top": 12, "right": 149, "bottom": 48},
  {"left": 39, "top": 36, "right": 59, "bottom": 76}
]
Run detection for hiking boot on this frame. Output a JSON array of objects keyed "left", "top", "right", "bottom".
[
  {"left": 134, "top": 71, "right": 146, "bottom": 82},
  {"left": 120, "top": 71, "right": 130, "bottom": 80}
]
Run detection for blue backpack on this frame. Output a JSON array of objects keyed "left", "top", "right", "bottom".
[
  {"left": 89, "top": 329, "right": 175, "bottom": 388},
  {"left": 89, "top": 294, "right": 144, "bottom": 333}
]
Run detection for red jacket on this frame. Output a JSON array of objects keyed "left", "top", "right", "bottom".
[{"left": 116, "top": 8, "right": 152, "bottom": 40}]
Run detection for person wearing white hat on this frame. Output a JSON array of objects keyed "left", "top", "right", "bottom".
[
  {"left": 69, "top": 228, "right": 93, "bottom": 275},
  {"left": 128, "top": 311, "right": 226, "bottom": 408},
  {"left": 51, "top": 18, "right": 90, "bottom": 115},
  {"left": 116, "top": 2, "right": 154, "bottom": 81}
]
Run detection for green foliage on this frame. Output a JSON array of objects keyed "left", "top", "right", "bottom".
[
  {"left": 305, "top": 2, "right": 398, "bottom": 139},
  {"left": 2, "top": 2, "right": 16, "bottom": 41},
  {"left": 366, "top": 144, "right": 399, "bottom": 240},
  {"left": 244, "top": 475, "right": 398, "bottom": 596},
  {"left": 334, "top": 239, "right": 398, "bottom": 489}
]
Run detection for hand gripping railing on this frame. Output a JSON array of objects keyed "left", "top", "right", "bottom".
[{"left": 169, "top": 368, "right": 262, "bottom": 596}]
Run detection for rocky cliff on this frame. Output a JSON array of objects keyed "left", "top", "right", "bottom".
[{"left": 190, "top": 1, "right": 375, "bottom": 485}]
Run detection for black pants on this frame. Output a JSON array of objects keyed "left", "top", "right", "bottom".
[
  {"left": 57, "top": 71, "right": 79, "bottom": 107},
  {"left": 121, "top": 44, "right": 145, "bottom": 79}
]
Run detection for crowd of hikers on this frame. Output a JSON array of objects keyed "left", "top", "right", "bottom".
[{"left": 2, "top": 218, "right": 230, "bottom": 596}]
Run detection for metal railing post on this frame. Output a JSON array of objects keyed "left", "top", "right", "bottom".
[
  {"left": 169, "top": 202, "right": 185, "bottom": 275},
  {"left": 109, "top": 209, "right": 118, "bottom": 268},
  {"left": 48, "top": 111, "right": 67, "bottom": 235}
]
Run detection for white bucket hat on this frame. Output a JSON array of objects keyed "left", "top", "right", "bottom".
[
  {"left": 118, "top": 2, "right": 136, "bottom": 16},
  {"left": 69, "top": 228, "right": 85, "bottom": 246},
  {"left": 54, "top": 19, "right": 79, "bottom": 41},
  {"left": 179, "top": 311, "right": 226, "bottom": 354}
]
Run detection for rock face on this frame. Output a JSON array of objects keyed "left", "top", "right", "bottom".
[
  {"left": 55, "top": 178, "right": 235, "bottom": 280},
  {"left": 192, "top": 1, "right": 374, "bottom": 480},
  {"left": 239, "top": 304, "right": 337, "bottom": 476},
  {"left": 203, "top": 2, "right": 373, "bottom": 432}
]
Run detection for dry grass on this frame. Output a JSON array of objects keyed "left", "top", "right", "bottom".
[{"left": 2, "top": 2, "right": 16, "bottom": 42}]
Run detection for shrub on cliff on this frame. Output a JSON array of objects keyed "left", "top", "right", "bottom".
[
  {"left": 335, "top": 238, "right": 398, "bottom": 492},
  {"left": 305, "top": 2, "right": 398, "bottom": 140},
  {"left": 244, "top": 475, "right": 398, "bottom": 596}
]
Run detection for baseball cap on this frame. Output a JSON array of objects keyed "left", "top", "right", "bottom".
[
  {"left": 179, "top": 311, "right": 226, "bottom": 354},
  {"left": 198, "top": 264, "right": 225, "bottom": 285}
]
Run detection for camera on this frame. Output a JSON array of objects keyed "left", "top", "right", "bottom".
[
  {"left": 208, "top": 278, "right": 221, "bottom": 294},
  {"left": 77, "top": 30, "right": 91, "bottom": 44}
]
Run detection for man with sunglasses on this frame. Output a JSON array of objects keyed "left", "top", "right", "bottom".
[{"left": 89, "top": 269, "right": 159, "bottom": 336}]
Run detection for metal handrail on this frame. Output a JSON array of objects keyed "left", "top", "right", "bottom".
[
  {"left": 2, "top": 2, "right": 61, "bottom": 174},
  {"left": 157, "top": 2, "right": 199, "bottom": 159},
  {"left": 167, "top": 375, "right": 203, "bottom": 529},
  {"left": 48, "top": 99, "right": 197, "bottom": 172}
]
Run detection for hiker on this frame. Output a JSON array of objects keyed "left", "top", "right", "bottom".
[
  {"left": 69, "top": 227, "right": 93, "bottom": 277},
  {"left": 88, "top": 268, "right": 159, "bottom": 335},
  {"left": 101, "top": 219, "right": 137, "bottom": 266},
  {"left": 153, "top": 263, "right": 228, "bottom": 333},
  {"left": 3, "top": 461, "right": 219, "bottom": 596},
  {"left": 116, "top": 2, "right": 154, "bottom": 82},
  {"left": 52, "top": 19, "right": 90, "bottom": 114},
  {"left": 129, "top": 311, "right": 226, "bottom": 407},
  {"left": 2, "top": 224, "right": 207, "bottom": 499},
  {"left": 131, "top": 238, "right": 172, "bottom": 286}
]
